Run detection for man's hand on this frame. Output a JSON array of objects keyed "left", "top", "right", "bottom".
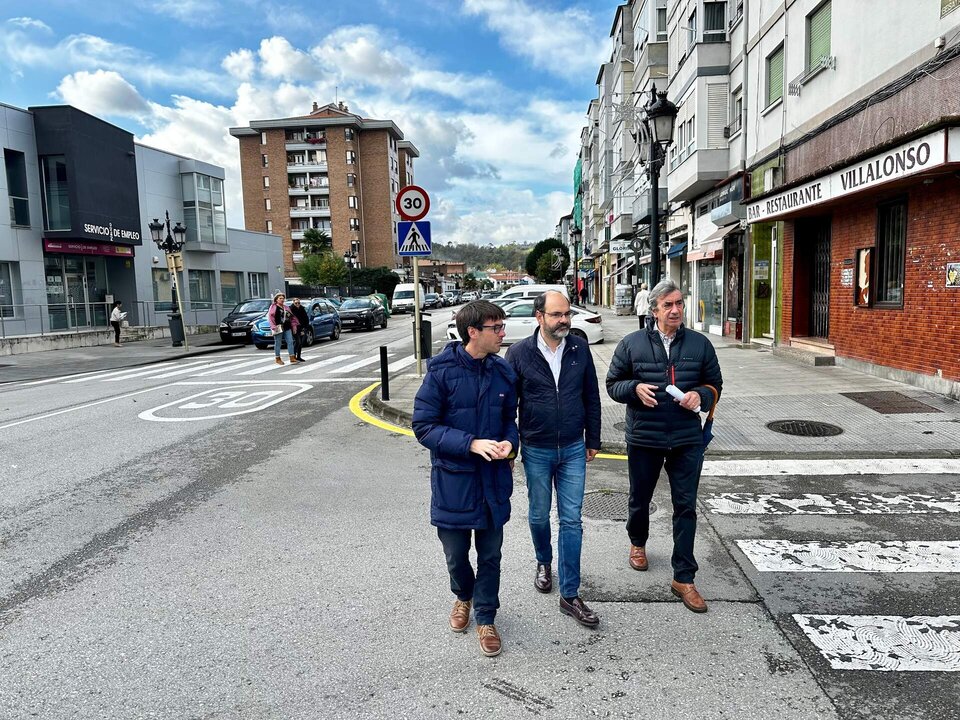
[
  {"left": 678, "top": 390, "right": 701, "bottom": 412},
  {"left": 634, "top": 383, "right": 659, "bottom": 407},
  {"left": 586, "top": 448, "right": 599, "bottom": 463},
  {"left": 496, "top": 441, "right": 513, "bottom": 459},
  {"left": 470, "top": 439, "right": 500, "bottom": 460}
]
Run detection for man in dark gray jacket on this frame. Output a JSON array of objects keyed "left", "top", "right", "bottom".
[{"left": 606, "top": 279, "right": 722, "bottom": 613}]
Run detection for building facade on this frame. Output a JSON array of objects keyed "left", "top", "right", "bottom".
[
  {"left": 230, "top": 102, "right": 419, "bottom": 283},
  {"left": 0, "top": 103, "right": 282, "bottom": 338}
]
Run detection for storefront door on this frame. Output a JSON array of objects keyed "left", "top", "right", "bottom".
[
  {"left": 46, "top": 255, "right": 110, "bottom": 330},
  {"left": 793, "top": 217, "right": 831, "bottom": 339}
]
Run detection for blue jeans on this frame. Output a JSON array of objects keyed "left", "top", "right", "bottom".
[
  {"left": 521, "top": 441, "right": 586, "bottom": 599},
  {"left": 273, "top": 328, "right": 294, "bottom": 358}
]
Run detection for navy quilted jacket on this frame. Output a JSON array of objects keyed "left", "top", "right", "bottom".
[{"left": 413, "top": 341, "right": 519, "bottom": 529}]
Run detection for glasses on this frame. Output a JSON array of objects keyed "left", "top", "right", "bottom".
[
  {"left": 478, "top": 324, "right": 506, "bottom": 333},
  {"left": 542, "top": 311, "right": 573, "bottom": 319}
]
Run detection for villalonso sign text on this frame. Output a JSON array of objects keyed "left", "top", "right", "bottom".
[{"left": 746, "top": 130, "right": 948, "bottom": 223}]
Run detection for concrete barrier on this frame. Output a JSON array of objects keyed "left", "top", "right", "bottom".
[{"left": 0, "top": 325, "right": 219, "bottom": 356}]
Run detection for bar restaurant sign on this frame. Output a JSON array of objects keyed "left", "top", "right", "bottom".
[{"left": 746, "top": 130, "right": 947, "bottom": 223}]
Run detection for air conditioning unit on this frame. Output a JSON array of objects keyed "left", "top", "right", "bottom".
[{"left": 763, "top": 166, "right": 782, "bottom": 190}]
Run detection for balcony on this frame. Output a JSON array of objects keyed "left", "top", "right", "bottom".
[
  {"left": 609, "top": 212, "right": 634, "bottom": 240},
  {"left": 286, "top": 159, "right": 328, "bottom": 172},
  {"left": 288, "top": 184, "right": 329, "bottom": 195},
  {"left": 631, "top": 186, "right": 669, "bottom": 225},
  {"left": 672, "top": 38, "right": 731, "bottom": 90},
  {"left": 667, "top": 146, "right": 730, "bottom": 203},
  {"left": 285, "top": 134, "right": 326, "bottom": 151},
  {"left": 289, "top": 206, "right": 331, "bottom": 218},
  {"left": 723, "top": 115, "right": 742, "bottom": 138}
]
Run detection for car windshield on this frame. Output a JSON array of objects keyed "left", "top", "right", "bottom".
[
  {"left": 426, "top": 294, "right": 438, "bottom": 299},
  {"left": 234, "top": 300, "right": 271, "bottom": 313},
  {"left": 394, "top": 291, "right": 414, "bottom": 299},
  {"left": 341, "top": 299, "right": 371, "bottom": 309}
]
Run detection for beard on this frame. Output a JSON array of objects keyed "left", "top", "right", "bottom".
[{"left": 549, "top": 324, "right": 570, "bottom": 339}]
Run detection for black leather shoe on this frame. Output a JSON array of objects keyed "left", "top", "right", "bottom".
[
  {"left": 534, "top": 563, "right": 552, "bottom": 593},
  {"left": 560, "top": 596, "right": 599, "bottom": 628}
]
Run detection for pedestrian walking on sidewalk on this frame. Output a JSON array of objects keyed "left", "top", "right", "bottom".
[
  {"left": 290, "top": 298, "right": 309, "bottom": 362},
  {"left": 606, "top": 278, "right": 722, "bottom": 613},
  {"left": 634, "top": 283, "right": 650, "bottom": 328},
  {"left": 413, "top": 300, "right": 519, "bottom": 658},
  {"left": 579, "top": 285, "right": 589, "bottom": 307},
  {"left": 268, "top": 293, "right": 298, "bottom": 365},
  {"left": 109, "top": 301, "right": 124, "bottom": 346},
  {"left": 505, "top": 290, "right": 602, "bottom": 628}
]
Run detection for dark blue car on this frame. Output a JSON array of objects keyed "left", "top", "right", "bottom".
[{"left": 252, "top": 298, "right": 341, "bottom": 349}]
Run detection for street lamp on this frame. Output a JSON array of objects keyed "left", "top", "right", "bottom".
[
  {"left": 343, "top": 240, "right": 360, "bottom": 297},
  {"left": 148, "top": 211, "right": 188, "bottom": 349}
]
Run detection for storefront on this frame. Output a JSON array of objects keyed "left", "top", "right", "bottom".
[{"left": 42, "top": 240, "right": 136, "bottom": 330}]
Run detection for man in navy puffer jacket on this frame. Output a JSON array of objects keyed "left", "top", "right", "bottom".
[
  {"left": 606, "top": 279, "right": 722, "bottom": 614},
  {"left": 413, "top": 300, "right": 519, "bottom": 658}
]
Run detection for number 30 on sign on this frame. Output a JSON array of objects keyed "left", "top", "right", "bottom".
[{"left": 396, "top": 185, "right": 430, "bottom": 222}]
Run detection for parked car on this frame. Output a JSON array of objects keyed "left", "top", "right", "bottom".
[
  {"left": 338, "top": 297, "right": 388, "bottom": 331},
  {"left": 497, "top": 284, "right": 569, "bottom": 303},
  {"left": 446, "top": 299, "right": 603, "bottom": 346},
  {"left": 423, "top": 292, "right": 442, "bottom": 310},
  {"left": 218, "top": 298, "right": 273, "bottom": 343},
  {"left": 441, "top": 291, "right": 457, "bottom": 306},
  {"left": 392, "top": 283, "right": 426, "bottom": 314},
  {"left": 369, "top": 292, "right": 392, "bottom": 318},
  {"left": 252, "top": 298, "right": 341, "bottom": 349}
]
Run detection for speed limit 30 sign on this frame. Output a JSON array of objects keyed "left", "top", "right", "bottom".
[{"left": 396, "top": 185, "right": 430, "bottom": 221}]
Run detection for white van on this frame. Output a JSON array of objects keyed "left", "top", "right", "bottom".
[
  {"left": 392, "top": 283, "right": 426, "bottom": 314},
  {"left": 497, "top": 284, "right": 569, "bottom": 303}
]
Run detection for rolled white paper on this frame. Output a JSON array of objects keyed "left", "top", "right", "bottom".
[{"left": 666, "top": 384, "right": 700, "bottom": 413}]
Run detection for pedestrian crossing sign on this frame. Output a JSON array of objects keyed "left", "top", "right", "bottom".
[{"left": 397, "top": 221, "right": 432, "bottom": 257}]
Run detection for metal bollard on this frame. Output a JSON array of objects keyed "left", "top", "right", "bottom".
[{"left": 379, "top": 345, "right": 390, "bottom": 401}]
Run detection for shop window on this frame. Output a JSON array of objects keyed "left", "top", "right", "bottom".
[
  {"left": 4, "top": 149, "right": 30, "bottom": 227},
  {"left": 766, "top": 45, "right": 784, "bottom": 107},
  {"left": 41, "top": 155, "right": 70, "bottom": 230},
  {"left": 188, "top": 269, "right": 215, "bottom": 310},
  {"left": 221, "top": 271, "right": 242, "bottom": 307},
  {"left": 874, "top": 199, "right": 906, "bottom": 307}
]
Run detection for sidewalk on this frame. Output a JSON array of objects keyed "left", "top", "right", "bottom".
[
  {"left": 369, "top": 305, "right": 960, "bottom": 458},
  {"left": 0, "top": 332, "right": 241, "bottom": 385}
]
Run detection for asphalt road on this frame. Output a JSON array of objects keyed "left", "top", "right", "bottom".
[{"left": 0, "top": 313, "right": 957, "bottom": 719}]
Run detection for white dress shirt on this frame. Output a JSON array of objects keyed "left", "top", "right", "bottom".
[{"left": 536, "top": 330, "right": 566, "bottom": 387}]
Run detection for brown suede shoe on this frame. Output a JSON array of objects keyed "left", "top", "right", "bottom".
[
  {"left": 449, "top": 599, "right": 472, "bottom": 633},
  {"left": 275, "top": 357, "right": 284, "bottom": 365},
  {"left": 671, "top": 580, "right": 708, "bottom": 613},
  {"left": 629, "top": 545, "right": 648, "bottom": 571},
  {"left": 477, "top": 624, "right": 502, "bottom": 657}
]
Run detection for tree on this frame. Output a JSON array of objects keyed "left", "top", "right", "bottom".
[
  {"left": 463, "top": 272, "right": 480, "bottom": 290},
  {"left": 300, "top": 228, "right": 332, "bottom": 255},
  {"left": 297, "top": 252, "right": 346, "bottom": 287},
  {"left": 525, "top": 238, "right": 569, "bottom": 281},
  {"left": 535, "top": 254, "right": 563, "bottom": 283},
  {"left": 353, "top": 266, "right": 401, "bottom": 298}
]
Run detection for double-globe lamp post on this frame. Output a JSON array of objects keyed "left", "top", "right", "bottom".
[
  {"left": 342, "top": 240, "right": 360, "bottom": 298},
  {"left": 148, "top": 211, "right": 189, "bottom": 349}
]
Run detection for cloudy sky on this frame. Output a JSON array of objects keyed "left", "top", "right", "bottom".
[{"left": 0, "top": 0, "right": 613, "bottom": 245}]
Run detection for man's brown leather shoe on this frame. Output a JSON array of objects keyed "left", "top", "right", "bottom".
[
  {"left": 671, "top": 581, "right": 708, "bottom": 613},
  {"left": 534, "top": 563, "right": 552, "bottom": 593},
  {"left": 559, "top": 596, "right": 600, "bottom": 628},
  {"left": 477, "top": 624, "right": 502, "bottom": 657},
  {"left": 629, "top": 545, "right": 648, "bottom": 571},
  {"left": 449, "top": 599, "right": 472, "bottom": 632}
]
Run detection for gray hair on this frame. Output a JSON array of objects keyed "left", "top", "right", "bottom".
[{"left": 649, "top": 278, "right": 682, "bottom": 314}]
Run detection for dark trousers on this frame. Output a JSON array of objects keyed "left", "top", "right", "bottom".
[
  {"left": 293, "top": 329, "right": 304, "bottom": 359},
  {"left": 626, "top": 444, "right": 704, "bottom": 583},
  {"left": 437, "top": 520, "right": 503, "bottom": 625},
  {"left": 111, "top": 321, "right": 121, "bottom": 343}
]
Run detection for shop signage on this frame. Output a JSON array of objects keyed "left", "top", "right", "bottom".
[
  {"left": 754, "top": 260, "right": 770, "bottom": 280},
  {"left": 43, "top": 239, "right": 136, "bottom": 257},
  {"left": 610, "top": 239, "right": 634, "bottom": 254},
  {"left": 746, "top": 130, "right": 948, "bottom": 223},
  {"left": 82, "top": 222, "right": 141, "bottom": 242}
]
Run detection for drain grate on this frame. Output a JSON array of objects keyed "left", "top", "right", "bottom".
[
  {"left": 582, "top": 491, "right": 656, "bottom": 521},
  {"left": 766, "top": 419, "right": 844, "bottom": 437},
  {"left": 841, "top": 391, "right": 942, "bottom": 415}
]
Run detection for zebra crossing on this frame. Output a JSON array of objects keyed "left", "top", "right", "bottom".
[
  {"left": 701, "top": 461, "right": 960, "bottom": 673},
  {"left": 49, "top": 349, "right": 418, "bottom": 385}
]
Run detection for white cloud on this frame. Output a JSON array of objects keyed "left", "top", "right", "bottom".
[
  {"left": 56, "top": 70, "right": 151, "bottom": 118},
  {"left": 150, "top": 0, "right": 220, "bottom": 21},
  {"left": 258, "top": 36, "right": 320, "bottom": 82},
  {"left": 221, "top": 49, "right": 256, "bottom": 81},
  {"left": 6, "top": 17, "right": 52, "bottom": 33},
  {"left": 462, "top": 0, "right": 608, "bottom": 76},
  {"left": 432, "top": 188, "right": 571, "bottom": 246}
]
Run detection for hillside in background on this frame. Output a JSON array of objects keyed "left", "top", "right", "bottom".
[{"left": 431, "top": 242, "right": 534, "bottom": 273}]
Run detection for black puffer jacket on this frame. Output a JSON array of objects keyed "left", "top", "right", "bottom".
[{"left": 606, "top": 324, "right": 722, "bottom": 449}]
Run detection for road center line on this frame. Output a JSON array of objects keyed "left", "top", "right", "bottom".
[{"left": 0, "top": 384, "right": 175, "bottom": 431}]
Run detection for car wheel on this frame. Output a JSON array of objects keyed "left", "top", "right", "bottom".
[
  {"left": 570, "top": 329, "right": 588, "bottom": 341},
  {"left": 255, "top": 343, "right": 268, "bottom": 350},
  {"left": 381, "top": 315, "right": 388, "bottom": 329},
  {"left": 303, "top": 327, "right": 315, "bottom": 347},
  {"left": 330, "top": 324, "right": 341, "bottom": 341}
]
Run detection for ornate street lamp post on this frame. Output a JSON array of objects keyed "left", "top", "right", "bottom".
[
  {"left": 148, "top": 211, "right": 188, "bottom": 349},
  {"left": 642, "top": 84, "right": 678, "bottom": 286},
  {"left": 343, "top": 240, "right": 360, "bottom": 297}
]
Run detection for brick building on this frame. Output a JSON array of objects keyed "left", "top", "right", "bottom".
[{"left": 230, "top": 102, "right": 419, "bottom": 281}]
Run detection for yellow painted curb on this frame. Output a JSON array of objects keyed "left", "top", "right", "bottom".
[{"left": 349, "top": 382, "right": 415, "bottom": 437}]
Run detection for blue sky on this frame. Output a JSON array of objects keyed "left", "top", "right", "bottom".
[{"left": 1, "top": 0, "right": 615, "bottom": 245}]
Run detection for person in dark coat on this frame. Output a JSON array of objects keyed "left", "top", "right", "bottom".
[
  {"left": 289, "top": 298, "right": 310, "bottom": 362},
  {"left": 606, "top": 278, "right": 722, "bottom": 613},
  {"left": 505, "top": 290, "right": 602, "bottom": 628},
  {"left": 413, "top": 300, "right": 519, "bottom": 658}
]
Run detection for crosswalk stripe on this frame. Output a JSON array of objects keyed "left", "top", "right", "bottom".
[
  {"left": 737, "top": 539, "right": 960, "bottom": 573},
  {"left": 282, "top": 354, "right": 357, "bottom": 375},
  {"left": 191, "top": 355, "right": 278, "bottom": 376},
  {"left": 62, "top": 361, "right": 210, "bottom": 384},
  {"left": 701, "top": 458, "right": 960, "bottom": 477},
  {"left": 794, "top": 615, "right": 960, "bottom": 672},
  {"left": 328, "top": 354, "right": 391, "bottom": 374},
  {"left": 387, "top": 355, "right": 417, "bottom": 372},
  {"left": 120, "top": 356, "right": 253, "bottom": 380},
  {"left": 705, "top": 492, "right": 960, "bottom": 515}
]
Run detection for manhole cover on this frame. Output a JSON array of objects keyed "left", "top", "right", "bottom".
[
  {"left": 615, "top": 421, "right": 627, "bottom": 432},
  {"left": 841, "top": 391, "right": 941, "bottom": 415},
  {"left": 582, "top": 491, "right": 656, "bottom": 521},
  {"left": 766, "top": 419, "right": 844, "bottom": 437}
]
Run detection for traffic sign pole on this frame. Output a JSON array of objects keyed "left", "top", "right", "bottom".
[{"left": 413, "top": 261, "right": 423, "bottom": 377}]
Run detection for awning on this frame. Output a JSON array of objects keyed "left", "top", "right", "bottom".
[
  {"left": 687, "top": 224, "right": 738, "bottom": 261},
  {"left": 667, "top": 241, "right": 687, "bottom": 258},
  {"left": 702, "top": 222, "right": 739, "bottom": 245}
]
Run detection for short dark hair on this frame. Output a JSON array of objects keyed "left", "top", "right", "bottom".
[
  {"left": 533, "top": 290, "right": 568, "bottom": 315},
  {"left": 456, "top": 300, "right": 505, "bottom": 342}
]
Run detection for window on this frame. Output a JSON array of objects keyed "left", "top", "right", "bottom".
[
  {"left": 349, "top": 218, "right": 360, "bottom": 230},
  {"left": 265, "top": 198, "right": 272, "bottom": 211},
  {"left": 0, "top": 261, "right": 20, "bottom": 317},
  {"left": 188, "top": 270, "right": 214, "bottom": 310},
  {"left": 345, "top": 128, "right": 355, "bottom": 141},
  {"left": 152, "top": 268, "right": 174, "bottom": 312},
  {"left": 729, "top": 89, "right": 743, "bottom": 135},
  {"left": 348, "top": 195, "right": 359, "bottom": 209},
  {"left": 656, "top": 6, "right": 667, "bottom": 41},
  {"left": 687, "top": 10, "right": 697, "bottom": 50},
  {"left": 686, "top": 116, "right": 696, "bottom": 152},
  {"left": 261, "top": 131, "right": 267, "bottom": 145},
  {"left": 266, "top": 220, "right": 273, "bottom": 233},
  {"left": 4, "top": 150, "right": 30, "bottom": 227},
  {"left": 182, "top": 173, "right": 226, "bottom": 245},
  {"left": 248, "top": 272, "right": 269, "bottom": 298},
  {"left": 347, "top": 173, "right": 356, "bottom": 187},
  {"left": 261, "top": 154, "right": 268, "bottom": 168},
  {"left": 704, "top": 2, "right": 726, "bottom": 43},
  {"left": 807, "top": 1, "right": 832, "bottom": 71},
  {"left": 263, "top": 176, "right": 270, "bottom": 188},
  {"left": 346, "top": 151, "right": 357, "bottom": 165},
  {"left": 766, "top": 45, "right": 785, "bottom": 107},
  {"left": 41, "top": 155, "right": 70, "bottom": 230},
  {"left": 221, "top": 271, "right": 242, "bottom": 307},
  {"left": 875, "top": 199, "right": 906, "bottom": 306}
]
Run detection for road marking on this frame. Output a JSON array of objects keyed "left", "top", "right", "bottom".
[
  {"left": 16, "top": 369, "right": 111, "bottom": 386},
  {"left": 349, "top": 382, "right": 414, "bottom": 437},
  {"left": 0, "top": 385, "right": 174, "bottom": 431},
  {"left": 701, "top": 458, "right": 960, "bottom": 477},
  {"left": 191, "top": 356, "right": 278, "bottom": 375},
  {"left": 387, "top": 355, "right": 417, "bottom": 372},
  {"left": 119, "top": 356, "right": 255, "bottom": 380},
  {"left": 281, "top": 354, "right": 357, "bottom": 375},
  {"left": 59, "top": 361, "right": 206, "bottom": 384},
  {"left": 328, "top": 354, "right": 391, "bottom": 374},
  {"left": 139, "top": 382, "right": 313, "bottom": 422},
  {"left": 705, "top": 492, "right": 960, "bottom": 514},
  {"left": 794, "top": 615, "right": 960, "bottom": 672},
  {"left": 737, "top": 540, "right": 960, "bottom": 572}
]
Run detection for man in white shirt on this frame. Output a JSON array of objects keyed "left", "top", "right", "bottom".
[{"left": 634, "top": 283, "right": 650, "bottom": 328}]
